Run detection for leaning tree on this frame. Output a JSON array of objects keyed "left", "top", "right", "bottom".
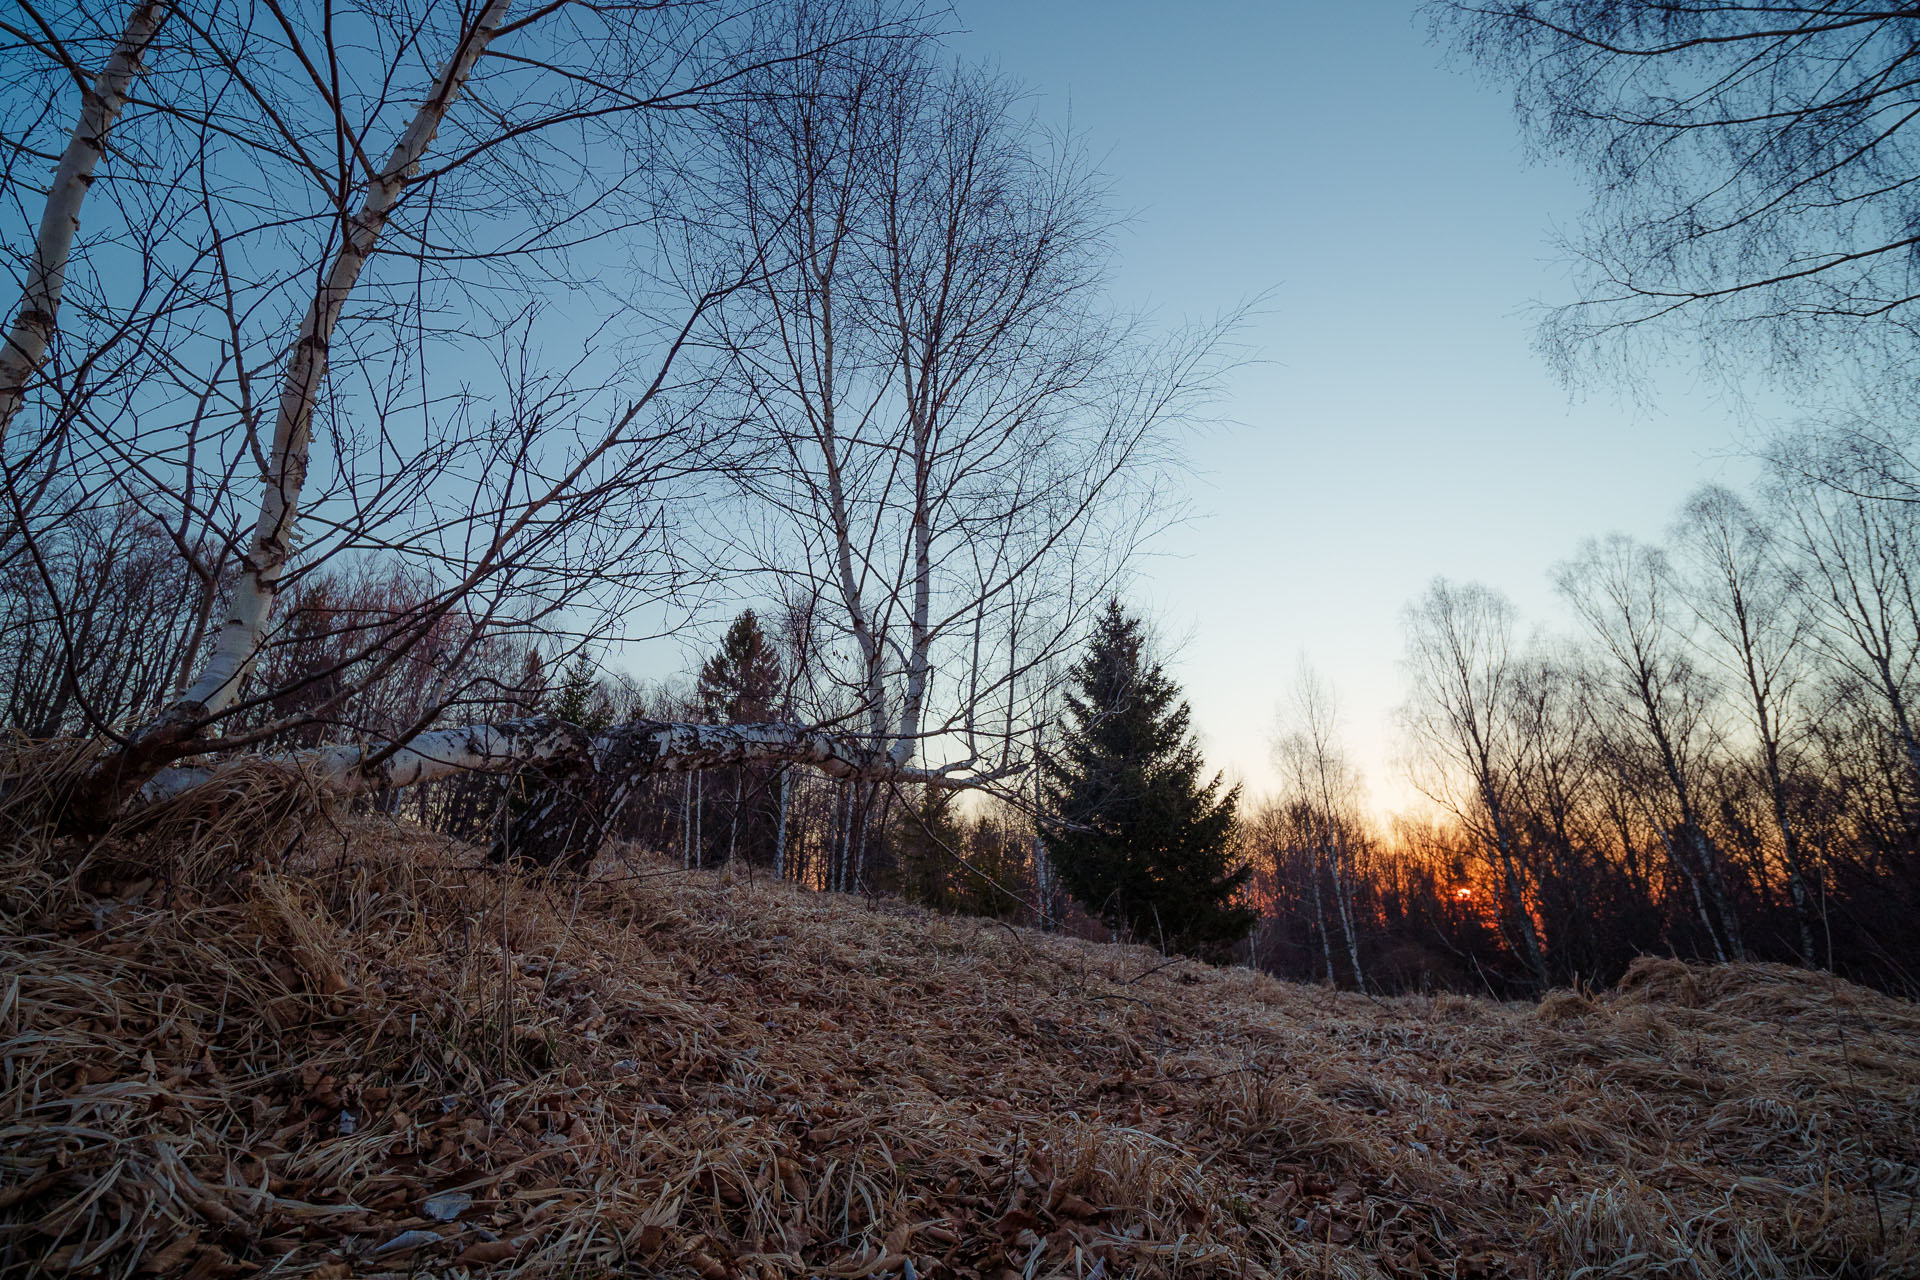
[{"left": 0, "top": 0, "right": 1037, "bottom": 857}]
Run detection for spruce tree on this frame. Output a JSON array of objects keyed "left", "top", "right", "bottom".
[
  {"left": 697, "top": 610, "right": 782, "bottom": 723},
  {"left": 695, "top": 611, "right": 785, "bottom": 866},
  {"left": 1043, "top": 601, "right": 1253, "bottom": 958}
]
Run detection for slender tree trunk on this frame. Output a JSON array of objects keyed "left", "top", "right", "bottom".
[
  {"left": 833, "top": 780, "right": 848, "bottom": 892},
  {"left": 1772, "top": 785, "right": 1818, "bottom": 966},
  {"left": 70, "top": 0, "right": 514, "bottom": 822},
  {"left": 1484, "top": 797, "right": 1550, "bottom": 991},
  {"left": 183, "top": 0, "right": 512, "bottom": 720},
  {"left": 774, "top": 766, "right": 789, "bottom": 880},
  {"left": 1311, "top": 842, "right": 1334, "bottom": 985},
  {"left": 1691, "top": 822, "right": 1747, "bottom": 962},
  {"left": 726, "top": 771, "right": 741, "bottom": 867},
  {"left": 1657, "top": 823, "right": 1726, "bottom": 963},
  {"left": 0, "top": 0, "right": 170, "bottom": 445},
  {"left": 1331, "top": 834, "right": 1365, "bottom": 991}
]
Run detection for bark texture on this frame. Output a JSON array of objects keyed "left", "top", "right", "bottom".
[
  {"left": 129, "top": 717, "right": 1005, "bottom": 869},
  {"left": 66, "top": 0, "right": 514, "bottom": 824},
  {"left": 0, "top": 0, "right": 170, "bottom": 443}
]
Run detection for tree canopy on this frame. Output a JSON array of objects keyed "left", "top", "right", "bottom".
[{"left": 1429, "top": 1, "right": 1920, "bottom": 382}]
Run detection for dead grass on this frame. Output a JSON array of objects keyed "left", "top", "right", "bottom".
[{"left": 1, "top": 811, "right": 1915, "bottom": 1279}]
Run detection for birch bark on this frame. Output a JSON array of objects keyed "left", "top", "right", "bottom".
[
  {"left": 0, "top": 0, "right": 170, "bottom": 444},
  {"left": 172, "top": 0, "right": 514, "bottom": 721},
  {"left": 65, "top": 0, "right": 515, "bottom": 822}
]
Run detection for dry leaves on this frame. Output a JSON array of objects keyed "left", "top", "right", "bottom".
[{"left": 0, "top": 808, "right": 1915, "bottom": 1279}]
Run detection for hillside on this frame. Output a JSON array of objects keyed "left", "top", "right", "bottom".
[{"left": 3, "top": 817, "right": 1916, "bottom": 1280}]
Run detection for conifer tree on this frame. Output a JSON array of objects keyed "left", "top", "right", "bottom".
[
  {"left": 697, "top": 611, "right": 783, "bottom": 723},
  {"left": 1043, "top": 601, "right": 1253, "bottom": 958},
  {"left": 696, "top": 611, "right": 785, "bottom": 867},
  {"left": 549, "top": 655, "right": 615, "bottom": 734},
  {"left": 897, "top": 784, "right": 966, "bottom": 910}
]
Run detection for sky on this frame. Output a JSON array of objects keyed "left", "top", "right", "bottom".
[{"left": 945, "top": 0, "right": 1775, "bottom": 813}]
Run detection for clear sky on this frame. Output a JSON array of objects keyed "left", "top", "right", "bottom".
[{"left": 947, "top": 0, "right": 1772, "bottom": 813}]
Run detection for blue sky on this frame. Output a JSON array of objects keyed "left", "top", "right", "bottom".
[{"left": 947, "top": 0, "right": 1773, "bottom": 810}]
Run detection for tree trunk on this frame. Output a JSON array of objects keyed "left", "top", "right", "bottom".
[
  {"left": 130, "top": 717, "right": 1004, "bottom": 867},
  {"left": 727, "top": 771, "right": 741, "bottom": 868},
  {"left": 0, "top": 0, "right": 170, "bottom": 445},
  {"left": 1311, "top": 842, "right": 1334, "bottom": 985},
  {"left": 1331, "top": 834, "right": 1365, "bottom": 992},
  {"left": 774, "top": 766, "right": 789, "bottom": 879},
  {"left": 70, "top": 0, "right": 514, "bottom": 822}
]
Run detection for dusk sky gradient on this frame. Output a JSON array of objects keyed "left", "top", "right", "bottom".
[{"left": 948, "top": 0, "right": 1777, "bottom": 813}]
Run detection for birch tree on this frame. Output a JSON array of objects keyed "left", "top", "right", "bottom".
[
  {"left": 705, "top": 32, "right": 1222, "bottom": 795},
  {"left": 1771, "top": 433, "right": 1920, "bottom": 805},
  {"left": 1672, "top": 484, "right": 1823, "bottom": 963},
  {"left": 1401, "top": 578, "right": 1552, "bottom": 991},
  {"left": 1556, "top": 535, "right": 1747, "bottom": 962},
  {"left": 1272, "top": 661, "right": 1366, "bottom": 990},
  {"left": 2, "top": 1, "right": 1019, "bottom": 839},
  {"left": 0, "top": 0, "right": 170, "bottom": 443},
  {"left": 1429, "top": 1, "right": 1920, "bottom": 383}
]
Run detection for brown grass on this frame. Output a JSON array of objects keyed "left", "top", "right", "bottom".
[{"left": 1, "top": 810, "right": 1915, "bottom": 1279}]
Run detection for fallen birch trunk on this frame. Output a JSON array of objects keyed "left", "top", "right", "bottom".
[{"left": 135, "top": 717, "right": 1012, "bottom": 869}]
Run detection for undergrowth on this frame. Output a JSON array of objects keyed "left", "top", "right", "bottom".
[{"left": 1, "top": 802, "right": 1916, "bottom": 1279}]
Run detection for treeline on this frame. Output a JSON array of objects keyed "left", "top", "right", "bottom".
[
  {"left": 1250, "top": 428, "right": 1920, "bottom": 998},
  {"left": 0, "top": 511, "right": 1057, "bottom": 902}
]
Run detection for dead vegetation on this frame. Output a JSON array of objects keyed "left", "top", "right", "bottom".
[{"left": 2, "top": 802, "right": 1916, "bottom": 1279}]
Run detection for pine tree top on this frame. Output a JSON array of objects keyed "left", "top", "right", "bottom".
[{"left": 698, "top": 610, "right": 784, "bottom": 724}]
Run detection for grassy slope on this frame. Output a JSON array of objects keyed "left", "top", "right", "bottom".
[{"left": 2, "top": 818, "right": 1916, "bottom": 1279}]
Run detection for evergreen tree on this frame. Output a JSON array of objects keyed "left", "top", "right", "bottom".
[
  {"left": 695, "top": 611, "right": 785, "bottom": 867},
  {"left": 896, "top": 784, "right": 966, "bottom": 910},
  {"left": 697, "top": 610, "right": 783, "bottom": 723},
  {"left": 1043, "top": 601, "right": 1253, "bottom": 958},
  {"left": 548, "top": 654, "right": 615, "bottom": 734}
]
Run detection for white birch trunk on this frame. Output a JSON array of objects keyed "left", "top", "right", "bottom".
[
  {"left": 888, "top": 471, "right": 934, "bottom": 766},
  {"left": 726, "top": 772, "right": 741, "bottom": 867},
  {"left": 774, "top": 766, "right": 789, "bottom": 879},
  {"left": 141, "top": 717, "right": 1013, "bottom": 807},
  {"left": 0, "top": 0, "right": 170, "bottom": 444},
  {"left": 171, "top": 0, "right": 512, "bottom": 718}
]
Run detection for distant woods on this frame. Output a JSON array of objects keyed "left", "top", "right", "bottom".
[{"left": 1251, "top": 428, "right": 1920, "bottom": 998}]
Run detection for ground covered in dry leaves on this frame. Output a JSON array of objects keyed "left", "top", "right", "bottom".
[{"left": 3, "top": 818, "right": 1917, "bottom": 1279}]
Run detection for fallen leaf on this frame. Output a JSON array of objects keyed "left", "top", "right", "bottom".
[
  {"left": 422, "top": 1190, "right": 472, "bottom": 1222},
  {"left": 454, "top": 1241, "right": 518, "bottom": 1266},
  {"left": 141, "top": 1231, "right": 201, "bottom": 1274}
]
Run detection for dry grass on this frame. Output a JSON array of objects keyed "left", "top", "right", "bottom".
[{"left": 2, "top": 810, "right": 1916, "bottom": 1279}]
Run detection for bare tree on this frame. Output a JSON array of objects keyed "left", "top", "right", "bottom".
[
  {"left": 1429, "top": 1, "right": 1920, "bottom": 381},
  {"left": 1770, "top": 430, "right": 1920, "bottom": 809},
  {"left": 1672, "top": 484, "right": 1823, "bottom": 962},
  {"left": 1272, "top": 660, "right": 1366, "bottom": 990},
  {"left": 1, "top": 1, "right": 1034, "bottom": 837},
  {"left": 1402, "top": 578, "right": 1552, "bottom": 990},
  {"left": 701, "top": 30, "right": 1222, "bottom": 816},
  {"left": 1557, "top": 534, "right": 1746, "bottom": 961}
]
